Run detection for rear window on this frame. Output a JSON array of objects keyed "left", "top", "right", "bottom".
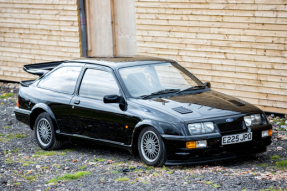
[{"left": 38, "top": 67, "right": 81, "bottom": 94}]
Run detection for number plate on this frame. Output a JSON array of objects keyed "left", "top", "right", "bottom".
[{"left": 222, "top": 132, "right": 252, "bottom": 145}]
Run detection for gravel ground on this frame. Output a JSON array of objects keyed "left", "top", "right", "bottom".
[{"left": 0, "top": 82, "right": 287, "bottom": 191}]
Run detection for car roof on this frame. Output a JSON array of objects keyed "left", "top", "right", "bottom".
[{"left": 70, "top": 55, "right": 175, "bottom": 69}]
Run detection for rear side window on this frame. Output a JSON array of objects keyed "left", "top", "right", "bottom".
[
  {"left": 38, "top": 67, "right": 81, "bottom": 94},
  {"left": 79, "top": 69, "right": 119, "bottom": 99}
]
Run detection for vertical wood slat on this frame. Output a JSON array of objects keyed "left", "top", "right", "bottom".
[
  {"left": 112, "top": 0, "right": 137, "bottom": 57},
  {"left": 86, "top": 0, "right": 113, "bottom": 57},
  {"left": 86, "top": 0, "right": 137, "bottom": 57}
]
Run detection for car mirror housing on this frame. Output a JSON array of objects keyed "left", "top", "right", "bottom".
[
  {"left": 204, "top": 82, "right": 211, "bottom": 88},
  {"left": 103, "top": 94, "right": 119, "bottom": 103}
]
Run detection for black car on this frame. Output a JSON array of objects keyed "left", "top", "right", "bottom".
[{"left": 14, "top": 55, "right": 272, "bottom": 166}]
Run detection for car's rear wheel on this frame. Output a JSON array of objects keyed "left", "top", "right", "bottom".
[
  {"left": 138, "top": 126, "right": 165, "bottom": 166},
  {"left": 34, "top": 112, "right": 63, "bottom": 150}
]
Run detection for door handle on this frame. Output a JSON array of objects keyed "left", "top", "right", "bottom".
[{"left": 74, "top": 100, "right": 80, "bottom": 104}]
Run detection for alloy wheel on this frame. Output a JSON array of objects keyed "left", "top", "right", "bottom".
[
  {"left": 140, "top": 130, "right": 160, "bottom": 163},
  {"left": 36, "top": 118, "right": 52, "bottom": 146}
]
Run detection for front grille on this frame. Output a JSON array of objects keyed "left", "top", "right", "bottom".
[{"left": 218, "top": 121, "right": 243, "bottom": 132}]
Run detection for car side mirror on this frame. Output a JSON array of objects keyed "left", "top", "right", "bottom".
[
  {"left": 204, "top": 82, "right": 211, "bottom": 88},
  {"left": 103, "top": 94, "right": 119, "bottom": 103}
]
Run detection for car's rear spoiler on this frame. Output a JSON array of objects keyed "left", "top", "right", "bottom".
[{"left": 23, "top": 61, "right": 65, "bottom": 76}]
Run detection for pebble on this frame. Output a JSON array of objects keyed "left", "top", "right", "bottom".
[
  {"left": 277, "top": 147, "right": 283, "bottom": 151},
  {"left": 36, "top": 165, "right": 41, "bottom": 169}
]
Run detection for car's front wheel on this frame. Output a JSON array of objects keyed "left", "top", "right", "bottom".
[
  {"left": 138, "top": 126, "right": 165, "bottom": 166},
  {"left": 34, "top": 112, "right": 63, "bottom": 150}
]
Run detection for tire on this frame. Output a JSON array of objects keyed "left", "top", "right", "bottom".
[
  {"left": 138, "top": 126, "right": 165, "bottom": 167},
  {"left": 34, "top": 112, "right": 63, "bottom": 150}
]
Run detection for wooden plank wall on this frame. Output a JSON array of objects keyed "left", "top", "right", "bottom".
[
  {"left": 135, "top": 0, "right": 287, "bottom": 114},
  {"left": 0, "top": 0, "right": 81, "bottom": 81}
]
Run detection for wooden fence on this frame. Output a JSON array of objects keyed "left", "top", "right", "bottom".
[
  {"left": 0, "top": 0, "right": 286, "bottom": 114},
  {"left": 0, "top": 0, "right": 81, "bottom": 81},
  {"left": 135, "top": 0, "right": 287, "bottom": 114}
]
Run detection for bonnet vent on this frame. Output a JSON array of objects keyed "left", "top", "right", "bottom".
[
  {"left": 228, "top": 100, "right": 245, "bottom": 106},
  {"left": 172, "top": 106, "right": 193, "bottom": 114}
]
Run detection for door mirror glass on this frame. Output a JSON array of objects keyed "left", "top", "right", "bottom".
[
  {"left": 103, "top": 94, "right": 119, "bottom": 103},
  {"left": 204, "top": 82, "right": 211, "bottom": 88}
]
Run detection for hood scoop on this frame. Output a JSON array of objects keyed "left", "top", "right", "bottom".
[
  {"left": 228, "top": 100, "right": 245, "bottom": 106},
  {"left": 172, "top": 106, "right": 193, "bottom": 114}
]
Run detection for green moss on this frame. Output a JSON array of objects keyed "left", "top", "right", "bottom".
[
  {"left": 63, "top": 149, "right": 75, "bottom": 152},
  {"left": 153, "top": 172, "right": 160, "bottom": 177},
  {"left": 0, "top": 93, "right": 14, "bottom": 99},
  {"left": 14, "top": 182, "right": 20, "bottom": 185},
  {"left": 4, "top": 126, "right": 10, "bottom": 129},
  {"left": 5, "top": 159, "right": 14, "bottom": 164},
  {"left": 25, "top": 176, "right": 37, "bottom": 181},
  {"left": 270, "top": 155, "right": 280, "bottom": 160},
  {"left": 90, "top": 158, "right": 105, "bottom": 162},
  {"left": 59, "top": 152, "right": 66, "bottom": 156},
  {"left": 162, "top": 165, "right": 168, "bottom": 171},
  {"left": 0, "top": 133, "right": 26, "bottom": 142},
  {"left": 35, "top": 151, "right": 56, "bottom": 156},
  {"left": 277, "top": 160, "right": 287, "bottom": 167},
  {"left": 78, "top": 165, "right": 86, "bottom": 170},
  {"left": 111, "top": 170, "right": 120, "bottom": 174},
  {"left": 23, "top": 161, "right": 35, "bottom": 167},
  {"left": 15, "top": 133, "right": 27, "bottom": 138},
  {"left": 212, "top": 184, "right": 220, "bottom": 188},
  {"left": 114, "top": 177, "right": 129, "bottom": 182},
  {"left": 0, "top": 134, "right": 4, "bottom": 136},
  {"left": 147, "top": 166, "right": 154, "bottom": 171},
  {"left": 46, "top": 171, "right": 91, "bottom": 184},
  {"left": 255, "top": 163, "right": 268, "bottom": 167}
]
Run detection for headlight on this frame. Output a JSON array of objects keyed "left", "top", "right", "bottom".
[
  {"left": 188, "top": 122, "right": 215, "bottom": 135},
  {"left": 244, "top": 114, "right": 262, "bottom": 127}
]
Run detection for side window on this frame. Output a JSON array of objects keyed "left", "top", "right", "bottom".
[
  {"left": 38, "top": 67, "right": 81, "bottom": 94},
  {"left": 79, "top": 69, "right": 120, "bottom": 99}
]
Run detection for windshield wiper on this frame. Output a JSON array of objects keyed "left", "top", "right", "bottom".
[
  {"left": 140, "top": 89, "right": 180, "bottom": 99},
  {"left": 176, "top": 86, "right": 205, "bottom": 94}
]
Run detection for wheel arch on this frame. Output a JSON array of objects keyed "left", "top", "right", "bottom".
[
  {"left": 30, "top": 103, "right": 59, "bottom": 130},
  {"left": 131, "top": 120, "right": 165, "bottom": 155},
  {"left": 130, "top": 119, "right": 182, "bottom": 155}
]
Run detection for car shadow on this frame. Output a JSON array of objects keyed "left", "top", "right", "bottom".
[{"left": 57, "top": 138, "right": 265, "bottom": 169}]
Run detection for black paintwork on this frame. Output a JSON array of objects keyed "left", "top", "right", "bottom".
[{"left": 14, "top": 55, "right": 272, "bottom": 165}]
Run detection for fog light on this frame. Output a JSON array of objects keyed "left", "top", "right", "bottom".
[
  {"left": 197, "top": 140, "right": 207, "bottom": 148},
  {"left": 262, "top": 129, "right": 272, "bottom": 137},
  {"left": 186, "top": 140, "right": 207, "bottom": 149}
]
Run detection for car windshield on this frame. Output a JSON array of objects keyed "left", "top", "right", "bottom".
[{"left": 119, "top": 62, "right": 205, "bottom": 97}]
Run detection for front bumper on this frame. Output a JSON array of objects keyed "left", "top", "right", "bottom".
[{"left": 162, "top": 124, "right": 272, "bottom": 165}]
